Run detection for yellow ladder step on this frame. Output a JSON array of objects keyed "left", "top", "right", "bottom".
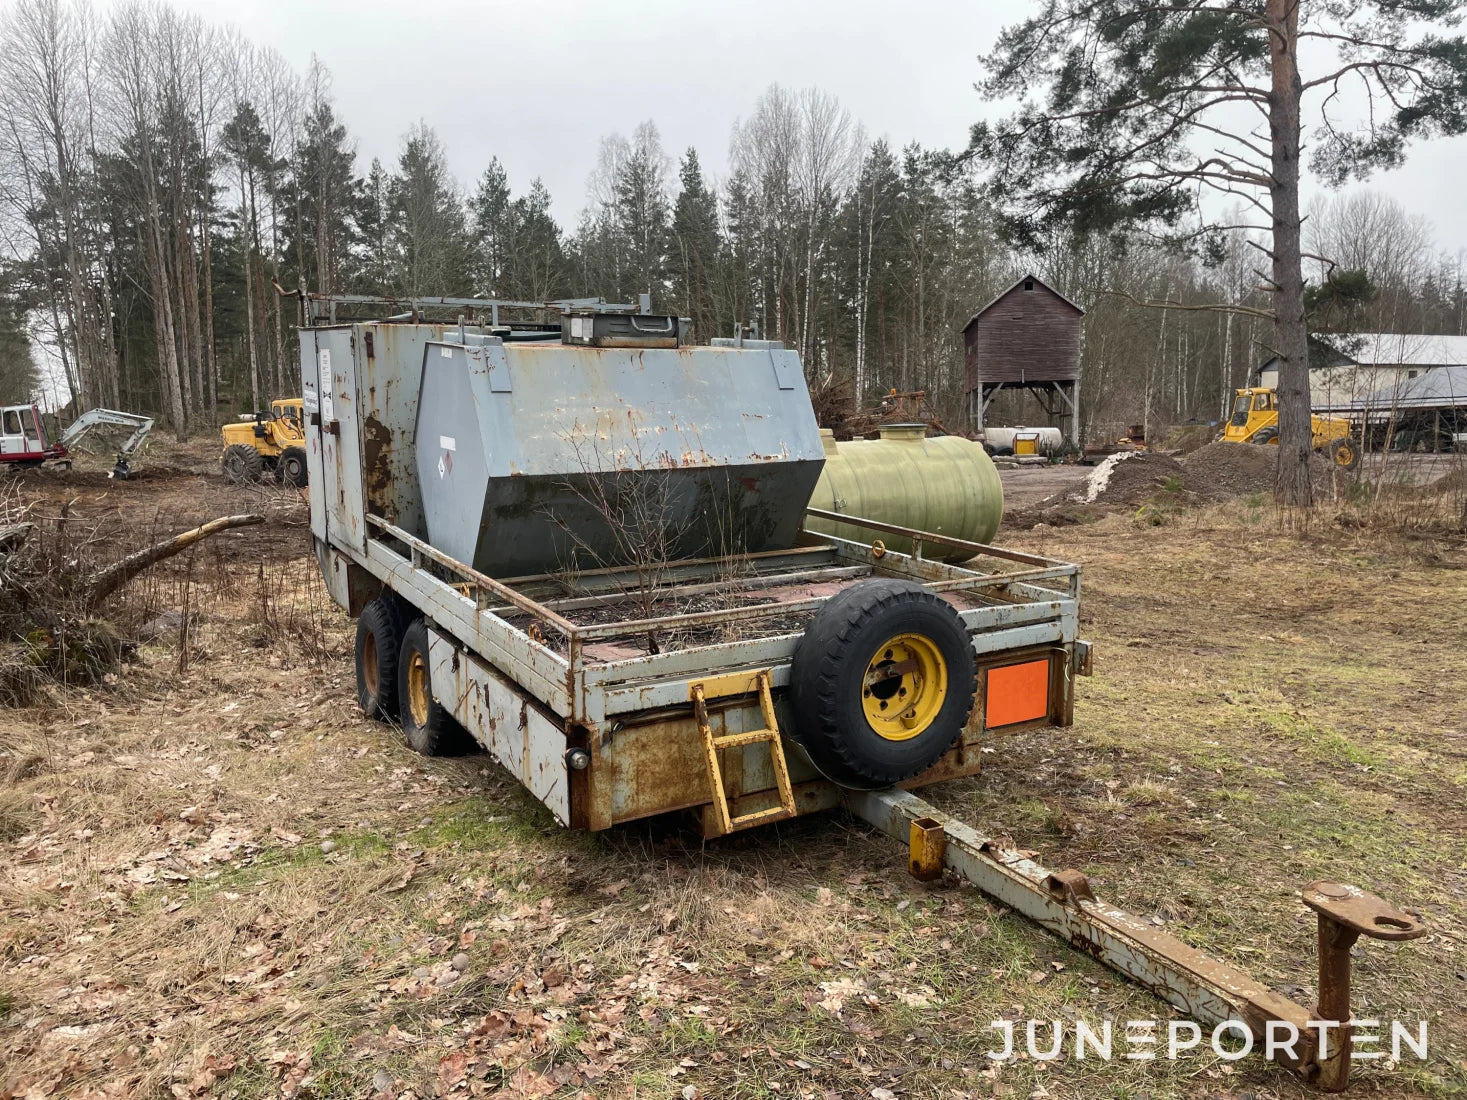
[{"left": 690, "top": 669, "right": 797, "bottom": 837}]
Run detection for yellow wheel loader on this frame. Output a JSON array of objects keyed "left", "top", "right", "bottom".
[
  {"left": 1222, "top": 386, "right": 1361, "bottom": 471},
  {"left": 220, "top": 398, "right": 308, "bottom": 486}
]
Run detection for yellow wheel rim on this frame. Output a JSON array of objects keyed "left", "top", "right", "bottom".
[
  {"left": 1335, "top": 443, "right": 1355, "bottom": 466},
  {"left": 406, "top": 649, "right": 431, "bottom": 727},
  {"left": 363, "top": 632, "right": 379, "bottom": 696},
  {"left": 861, "top": 633, "right": 948, "bottom": 741}
]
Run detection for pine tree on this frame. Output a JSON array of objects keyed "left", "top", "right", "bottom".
[
  {"left": 355, "top": 158, "right": 392, "bottom": 295},
  {"left": 468, "top": 157, "right": 511, "bottom": 298},
  {"left": 288, "top": 85, "right": 359, "bottom": 296},
  {"left": 614, "top": 121, "right": 670, "bottom": 303},
  {"left": 670, "top": 148, "right": 720, "bottom": 341},
  {"left": 387, "top": 122, "right": 469, "bottom": 297},
  {"left": 505, "top": 179, "right": 567, "bottom": 302}
]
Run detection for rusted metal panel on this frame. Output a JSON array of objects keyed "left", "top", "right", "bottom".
[
  {"left": 413, "top": 340, "right": 827, "bottom": 578},
  {"left": 427, "top": 626, "right": 570, "bottom": 825},
  {"left": 361, "top": 537, "right": 574, "bottom": 716},
  {"left": 300, "top": 331, "right": 328, "bottom": 543},
  {"left": 356, "top": 322, "right": 449, "bottom": 539},
  {"left": 311, "top": 327, "right": 367, "bottom": 554}
]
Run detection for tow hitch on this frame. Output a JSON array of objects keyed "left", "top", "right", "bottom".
[{"left": 850, "top": 788, "right": 1427, "bottom": 1091}]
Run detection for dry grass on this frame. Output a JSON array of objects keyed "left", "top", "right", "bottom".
[{"left": 2, "top": 468, "right": 1466, "bottom": 1099}]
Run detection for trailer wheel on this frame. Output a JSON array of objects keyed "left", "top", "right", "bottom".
[
  {"left": 356, "top": 597, "right": 406, "bottom": 720},
  {"left": 278, "top": 445, "right": 308, "bottom": 488},
  {"left": 222, "top": 443, "right": 263, "bottom": 483},
  {"left": 397, "top": 618, "right": 473, "bottom": 756},
  {"left": 789, "top": 579, "right": 976, "bottom": 789}
]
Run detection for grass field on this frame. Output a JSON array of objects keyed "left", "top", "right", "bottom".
[{"left": 2, "top": 457, "right": 1464, "bottom": 1099}]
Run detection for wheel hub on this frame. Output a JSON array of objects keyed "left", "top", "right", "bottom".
[
  {"left": 861, "top": 633, "right": 948, "bottom": 741},
  {"left": 363, "top": 632, "right": 378, "bottom": 696},
  {"left": 406, "top": 650, "right": 430, "bottom": 727}
]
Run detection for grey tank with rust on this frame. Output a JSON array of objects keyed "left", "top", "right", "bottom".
[
  {"left": 805, "top": 426, "right": 1003, "bottom": 561},
  {"left": 414, "top": 336, "right": 826, "bottom": 578}
]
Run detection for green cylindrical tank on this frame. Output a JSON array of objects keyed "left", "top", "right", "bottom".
[{"left": 805, "top": 425, "right": 1004, "bottom": 561}]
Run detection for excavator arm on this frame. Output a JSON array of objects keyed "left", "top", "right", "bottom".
[{"left": 55, "top": 409, "right": 155, "bottom": 479}]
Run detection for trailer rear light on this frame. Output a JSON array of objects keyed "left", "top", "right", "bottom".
[{"left": 984, "top": 657, "right": 1050, "bottom": 728}]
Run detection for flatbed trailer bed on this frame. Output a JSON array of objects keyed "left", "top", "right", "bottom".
[{"left": 330, "top": 508, "right": 1085, "bottom": 833}]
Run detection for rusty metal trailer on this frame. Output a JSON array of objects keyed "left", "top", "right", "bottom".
[
  {"left": 320, "top": 495, "right": 1087, "bottom": 834},
  {"left": 297, "top": 295, "right": 1424, "bottom": 1092}
]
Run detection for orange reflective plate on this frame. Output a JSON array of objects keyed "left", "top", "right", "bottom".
[{"left": 985, "top": 658, "right": 1050, "bottom": 728}]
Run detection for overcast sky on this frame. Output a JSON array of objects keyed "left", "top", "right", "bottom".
[{"left": 118, "top": 0, "right": 1467, "bottom": 256}]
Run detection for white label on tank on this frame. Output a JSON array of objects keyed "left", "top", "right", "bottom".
[
  {"left": 437, "top": 454, "right": 446, "bottom": 479},
  {"left": 439, "top": 435, "right": 456, "bottom": 451},
  {"left": 440, "top": 345, "right": 453, "bottom": 358}
]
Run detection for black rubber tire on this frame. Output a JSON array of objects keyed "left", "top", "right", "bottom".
[
  {"left": 1250, "top": 427, "right": 1278, "bottom": 446},
  {"left": 788, "top": 578, "right": 976, "bottom": 790},
  {"left": 356, "top": 597, "right": 406, "bottom": 720},
  {"left": 222, "top": 443, "right": 264, "bottom": 483},
  {"left": 278, "top": 445, "right": 308, "bottom": 488},
  {"left": 396, "top": 618, "right": 473, "bottom": 756}
]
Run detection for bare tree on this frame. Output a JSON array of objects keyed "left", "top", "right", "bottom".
[{"left": 101, "top": 1, "right": 187, "bottom": 438}]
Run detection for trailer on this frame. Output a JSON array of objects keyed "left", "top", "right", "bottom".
[{"left": 298, "top": 295, "right": 1424, "bottom": 1091}]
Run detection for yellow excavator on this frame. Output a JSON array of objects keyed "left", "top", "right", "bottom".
[
  {"left": 220, "top": 398, "right": 308, "bottom": 486},
  {"left": 1222, "top": 387, "right": 1361, "bottom": 471}
]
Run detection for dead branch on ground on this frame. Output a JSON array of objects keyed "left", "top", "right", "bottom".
[{"left": 84, "top": 514, "right": 264, "bottom": 609}]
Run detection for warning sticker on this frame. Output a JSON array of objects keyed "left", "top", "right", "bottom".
[{"left": 318, "top": 349, "right": 335, "bottom": 422}]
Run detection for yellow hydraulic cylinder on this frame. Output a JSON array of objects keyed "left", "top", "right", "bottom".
[{"left": 805, "top": 425, "right": 1004, "bottom": 562}]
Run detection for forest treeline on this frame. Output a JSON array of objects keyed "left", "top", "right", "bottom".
[{"left": 2, "top": 0, "right": 1465, "bottom": 442}]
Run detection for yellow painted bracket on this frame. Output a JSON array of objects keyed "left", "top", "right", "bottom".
[
  {"left": 909, "top": 816, "right": 946, "bottom": 881},
  {"left": 690, "top": 669, "right": 796, "bottom": 837}
]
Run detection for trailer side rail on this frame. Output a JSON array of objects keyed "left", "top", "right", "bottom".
[{"left": 356, "top": 514, "right": 1079, "bottom": 729}]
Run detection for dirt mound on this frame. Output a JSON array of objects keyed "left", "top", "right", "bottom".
[
  {"left": 1183, "top": 440, "right": 1336, "bottom": 498},
  {"left": 1075, "top": 451, "right": 1184, "bottom": 505},
  {"left": 1160, "top": 422, "right": 1216, "bottom": 454},
  {"left": 1183, "top": 441, "right": 1279, "bottom": 496}
]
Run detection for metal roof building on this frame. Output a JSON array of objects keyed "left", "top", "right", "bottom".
[
  {"left": 1257, "top": 334, "right": 1467, "bottom": 448},
  {"left": 1327, "top": 364, "right": 1467, "bottom": 417},
  {"left": 1258, "top": 332, "right": 1467, "bottom": 411}
]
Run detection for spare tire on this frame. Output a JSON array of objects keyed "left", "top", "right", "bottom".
[{"left": 789, "top": 579, "right": 976, "bottom": 789}]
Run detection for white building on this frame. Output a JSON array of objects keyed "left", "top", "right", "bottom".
[
  {"left": 1258, "top": 333, "right": 1467, "bottom": 409},
  {"left": 1258, "top": 333, "right": 1467, "bottom": 448}
]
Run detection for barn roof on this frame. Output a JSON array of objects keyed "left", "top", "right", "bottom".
[{"left": 960, "top": 273, "right": 1085, "bottom": 332}]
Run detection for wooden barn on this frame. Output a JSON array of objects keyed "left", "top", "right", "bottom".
[{"left": 962, "top": 274, "right": 1084, "bottom": 442}]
